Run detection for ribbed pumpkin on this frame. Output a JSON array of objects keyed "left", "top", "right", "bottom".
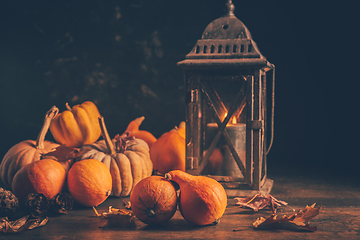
[
  {"left": 150, "top": 122, "right": 185, "bottom": 175},
  {"left": 0, "top": 106, "right": 60, "bottom": 189},
  {"left": 50, "top": 101, "right": 101, "bottom": 148},
  {"left": 130, "top": 176, "right": 177, "bottom": 225},
  {"left": 79, "top": 116, "right": 153, "bottom": 197},
  {"left": 12, "top": 159, "right": 66, "bottom": 202},
  {"left": 67, "top": 159, "right": 112, "bottom": 207}
]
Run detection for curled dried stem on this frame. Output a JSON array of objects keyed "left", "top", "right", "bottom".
[
  {"left": 164, "top": 173, "right": 172, "bottom": 180},
  {"left": 36, "top": 105, "right": 59, "bottom": 149}
]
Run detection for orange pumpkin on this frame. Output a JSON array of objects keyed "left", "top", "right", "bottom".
[
  {"left": 124, "top": 116, "right": 157, "bottom": 148},
  {"left": 0, "top": 106, "right": 60, "bottom": 189},
  {"left": 130, "top": 176, "right": 178, "bottom": 225},
  {"left": 12, "top": 159, "right": 66, "bottom": 202},
  {"left": 67, "top": 159, "right": 112, "bottom": 207},
  {"left": 150, "top": 122, "right": 185, "bottom": 174},
  {"left": 165, "top": 170, "right": 227, "bottom": 226},
  {"left": 50, "top": 101, "right": 101, "bottom": 148}
]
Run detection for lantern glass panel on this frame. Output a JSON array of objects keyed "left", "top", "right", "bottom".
[{"left": 201, "top": 75, "right": 247, "bottom": 178}]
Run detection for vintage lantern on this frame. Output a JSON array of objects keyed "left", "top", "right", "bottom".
[{"left": 178, "top": 0, "right": 275, "bottom": 194}]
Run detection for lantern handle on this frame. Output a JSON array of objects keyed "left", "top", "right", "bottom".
[{"left": 266, "top": 64, "right": 275, "bottom": 155}]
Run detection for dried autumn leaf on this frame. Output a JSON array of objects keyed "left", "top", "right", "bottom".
[
  {"left": 93, "top": 206, "right": 136, "bottom": 228},
  {"left": 290, "top": 203, "right": 321, "bottom": 227},
  {"left": 235, "top": 192, "right": 289, "bottom": 214},
  {"left": 0, "top": 215, "right": 48, "bottom": 233},
  {"left": 253, "top": 203, "right": 321, "bottom": 232},
  {"left": 43, "top": 145, "right": 86, "bottom": 172},
  {"left": 44, "top": 144, "right": 80, "bottom": 160}
]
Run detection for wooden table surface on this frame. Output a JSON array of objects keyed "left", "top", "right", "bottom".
[{"left": 1, "top": 172, "right": 360, "bottom": 240}]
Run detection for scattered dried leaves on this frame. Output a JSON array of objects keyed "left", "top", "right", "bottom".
[
  {"left": 253, "top": 203, "right": 321, "bottom": 232},
  {"left": 235, "top": 192, "right": 290, "bottom": 214},
  {"left": 93, "top": 204, "right": 136, "bottom": 228},
  {"left": 0, "top": 215, "right": 48, "bottom": 233}
]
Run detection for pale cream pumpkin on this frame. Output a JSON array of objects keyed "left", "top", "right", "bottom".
[
  {"left": 0, "top": 106, "right": 60, "bottom": 189},
  {"left": 79, "top": 116, "right": 153, "bottom": 197}
]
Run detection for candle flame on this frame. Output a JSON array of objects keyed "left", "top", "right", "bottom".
[
  {"left": 231, "top": 116, "right": 237, "bottom": 124},
  {"left": 223, "top": 113, "right": 237, "bottom": 125}
]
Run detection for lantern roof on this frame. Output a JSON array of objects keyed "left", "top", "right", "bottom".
[{"left": 178, "top": 0, "right": 270, "bottom": 70}]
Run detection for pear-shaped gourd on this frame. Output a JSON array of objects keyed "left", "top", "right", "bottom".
[
  {"left": 123, "top": 116, "right": 157, "bottom": 148},
  {"left": 165, "top": 170, "right": 227, "bottom": 226}
]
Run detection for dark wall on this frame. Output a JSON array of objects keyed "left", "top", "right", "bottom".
[{"left": 1, "top": 1, "right": 358, "bottom": 178}]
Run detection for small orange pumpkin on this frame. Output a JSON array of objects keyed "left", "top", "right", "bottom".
[
  {"left": 0, "top": 106, "right": 60, "bottom": 189},
  {"left": 67, "top": 159, "right": 112, "bottom": 207},
  {"left": 165, "top": 170, "right": 227, "bottom": 226},
  {"left": 11, "top": 158, "right": 66, "bottom": 202},
  {"left": 149, "top": 122, "right": 185, "bottom": 175},
  {"left": 130, "top": 176, "right": 178, "bottom": 225},
  {"left": 124, "top": 116, "right": 157, "bottom": 148},
  {"left": 50, "top": 101, "right": 101, "bottom": 148}
]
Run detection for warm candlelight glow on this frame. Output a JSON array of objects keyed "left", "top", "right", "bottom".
[{"left": 223, "top": 112, "right": 237, "bottom": 125}]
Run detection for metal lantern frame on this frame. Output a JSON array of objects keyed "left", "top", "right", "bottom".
[{"left": 178, "top": 1, "right": 275, "bottom": 194}]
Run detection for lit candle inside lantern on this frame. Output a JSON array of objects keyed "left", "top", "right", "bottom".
[{"left": 205, "top": 115, "right": 246, "bottom": 177}]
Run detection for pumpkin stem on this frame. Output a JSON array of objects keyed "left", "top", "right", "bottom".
[
  {"left": 164, "top": 173, "right": 172, "bottom": 180},
  {"left": 65, "top": 102, "right": 72, "bottom": 111},
  {"left": 212, "top": 219, "right": 220, "bottom": 225},
  {"left": 114, "top": 132, "right": 135, "bottom": 154},
  {"left": 36, "top": 105, "right": 59, "bottom": 149},
  {"left": 98, "top": 116, "right": 117, "bottom": 156},
  {"left": 179, "top": 121, "right": 186, "bottom": 129},
  {"left": 93, "top": 206, "right": 101, "bottom": 217}
]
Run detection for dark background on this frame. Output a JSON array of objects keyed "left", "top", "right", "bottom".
[{"left": 1, "top": 1, "right": 358, "bottom": 180}]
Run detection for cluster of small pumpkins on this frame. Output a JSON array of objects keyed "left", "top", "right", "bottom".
[{"left": 0, "top": 100, "right": 227, "bottom": 225}]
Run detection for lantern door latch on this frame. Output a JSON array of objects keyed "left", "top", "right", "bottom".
[{"left": 247, "top": 120, "right": 263, "bottom": 129}]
